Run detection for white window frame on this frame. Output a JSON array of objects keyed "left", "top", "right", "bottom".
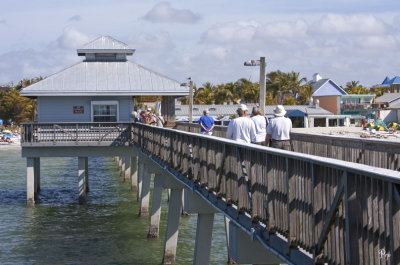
[{"left": 91, "top": 100, "right": 119, "bottom": 122}]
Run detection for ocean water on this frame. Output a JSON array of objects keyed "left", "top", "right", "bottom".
[{"left": 0, "top": 146, "right": 227, "bottom": 264}]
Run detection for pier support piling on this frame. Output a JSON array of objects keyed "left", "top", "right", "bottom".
[
  {"left": 137, "top": 157, "right": 144, "bottom": 202},
  {"left": 121, "top": 156, "right": 126, "bottom": 178},
  {"left": 194, "top": 213, "right": 214, "bottom": 265},
  {"left": 78, "top": 157, "right": 87, "bottom": 204},
  {"left": 162, "top": 188, "right": 183, "bottom": 265},
  {"left": 139, "top": 162, "right": 151, "bottom": 217},
  {"left": 148, "top": 173, "right": 163, "bottom": 238},
  {"left": 131, "top": 156, "right": 138, "bottom": 191},
  {"left": 124, "top": 156, "right": 130, "bottom": 183},
  {"left": 34, "top": 157, "right": 40, "bottom": 193},
  {"left": 26, "top": 157, "right": 36, "bottom": 206},
  {"left": 85, "top": 157, "right": 89, "bottom": 192}
]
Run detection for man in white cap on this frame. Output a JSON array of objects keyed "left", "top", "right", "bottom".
[
  {"left": 265, "top": 105, "right": 292, "bottom": 150},
  {"left": 226, "top": 104, "right": 256, "bottom": 143}
]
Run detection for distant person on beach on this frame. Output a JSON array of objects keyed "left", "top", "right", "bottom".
[
  {"left": 199, "top": 109, "right": 215, "bottom": 135},
  {"left": 251, "top": 106, "right": 267, "bottom": 145},
  {"left": 265, "top": 105, "right": 292, "bottom": 150},
  {"left": 226, "top": 104, "right": 256, "bottom": 143}
]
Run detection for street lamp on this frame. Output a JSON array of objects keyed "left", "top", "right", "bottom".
[
  {"left": 244, "top": 57, "right": 266, "bottom": 116},
  {"left": 180, "top": 77, "right": 193, "bottom": 123}
]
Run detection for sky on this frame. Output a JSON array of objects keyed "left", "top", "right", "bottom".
[{"left": 0, "top": 0, "right": 400, "bottom": 88}]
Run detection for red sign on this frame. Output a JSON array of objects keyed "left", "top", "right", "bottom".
[{"left": 73, "top": 106, "right": 84, "bottom": 114}]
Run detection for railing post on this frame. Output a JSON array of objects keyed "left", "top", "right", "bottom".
[
  {"left": 76, "top": 123, "right": 79, "bottom": 144},
  {"left": 53, "top": 124, "right": 56, "bottom": 144},
  {"left": 30, "top": 123, "right": 33, "bottom": 143}
]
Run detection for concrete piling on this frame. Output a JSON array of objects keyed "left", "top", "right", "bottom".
[
  {"left": 162, "top": 188, "right": 183, "bottom": 265},
  {"left": 78, "top": 157, "right": 87, "bottom": 204},
  {"left": 130, "top": 156, "right": 138, "bottom": 191},
  {"left": 148, "top": 173, "right": 162, "bottom": 238},
  {"left": 139, "top": 162, "right": 150, "bottom": 217},
  {"left": 26, "top": 157, "right": 36, "bottom": 206}
]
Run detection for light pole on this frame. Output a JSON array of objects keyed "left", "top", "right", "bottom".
[
  {"left": 180, "top": 77, "right": 194, "bottom": 123},
  {"left": 244, "top": 57, "right": 266, "bottom": 116}
]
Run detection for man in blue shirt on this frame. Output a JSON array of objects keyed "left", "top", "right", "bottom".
[{"left": 199, "top": 109, "right": 215, "bottom": 135}]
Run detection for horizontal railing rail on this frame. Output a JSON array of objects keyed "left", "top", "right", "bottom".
[
  {"left": 21, "top": 122, "right": 132, "bottom": 145},
  {"left": 21, "top": 122, "right": 400, "bottom": 264},
  {"left": 174, "top": 122, "right": 400, "bottom": 171}
]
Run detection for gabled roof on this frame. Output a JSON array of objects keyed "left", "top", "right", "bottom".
[
  {"left": 382, "top": 76, "right": 391, "bottom": 84},
  {"left": 375, "top": 93, "right": 400, "bottom": 103},
  {"left": 391, "top": 76, "right": 400, "bottom": 84},
  {"left": 20, "top": 61, "right": 187, "bottom": 97},
  {"left": 312, "top": 79, "right": 347, "bottom": 97}
]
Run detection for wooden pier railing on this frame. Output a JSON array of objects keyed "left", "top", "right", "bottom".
[
  {"left": 21, "top": 122, "right": 132, "bottom": 145},
  {"left": 174, "top": 122, "right": 400, "bottom": 171},
  {"left": 21, "top": 122, "right": 400, "bottom": 264}
]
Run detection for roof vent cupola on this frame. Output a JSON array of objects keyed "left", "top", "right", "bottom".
[{"left": 77, "top": 36, "right": 135, "bottom": 62}]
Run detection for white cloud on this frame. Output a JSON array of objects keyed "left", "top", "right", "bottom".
[
  {"left": 56, "top": 27, "right": 91, "bottom": 49},
  {"left": 257, "top": 20, "right": 308, "bottom": 39},
  {"left": 143, "top": 2, "right": 200, "bottom": 24},
  {"left": 311, "top": 14, "right": 388, "bottom": 35},
  {"left": 128, "top": 32, "right": 175, "bottom": 53},
  {"left": 202, "top": 21, "right": 260, "bottom": 44},
  {"left": 0, "top": 19, "right": 6, "bottom": 25}
]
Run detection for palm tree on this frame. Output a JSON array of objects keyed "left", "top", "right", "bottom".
[
  {"left": 297, "top": 84, "right": 313, "bottom": 105},
  {"left": 236, "top": 78, "right": 259, "bottom": 103},
  {"left": 344, "top": 81, "right": 369, "bottom": 94},
  {"left": 195, "top": 82, "right": 215, "bottom": 104}
]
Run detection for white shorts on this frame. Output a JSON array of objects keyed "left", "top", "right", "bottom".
[{"left": 201, "top": 131, "right": 213, "bottom": 136}]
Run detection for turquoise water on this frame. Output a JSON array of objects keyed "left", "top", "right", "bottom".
[{"left": 0, "top": 147, "right": 227, "bottom": 264}]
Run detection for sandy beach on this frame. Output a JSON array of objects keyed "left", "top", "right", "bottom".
[{"left": 292, "top": 126, "right": 400, "bottom": 142}]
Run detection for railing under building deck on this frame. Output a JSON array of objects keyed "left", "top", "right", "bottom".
[{"left": 21, "top": 122, "right": 400, "bottom": 264}]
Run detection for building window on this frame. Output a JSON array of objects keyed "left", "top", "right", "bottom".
[{"left": 91, "top": 101, "right": 119, "bottom": 122}]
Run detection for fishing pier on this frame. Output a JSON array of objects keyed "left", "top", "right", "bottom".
[{"left": 20, "top": 122, "right": 400, "bottom": 265}]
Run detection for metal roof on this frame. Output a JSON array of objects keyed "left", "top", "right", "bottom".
[
  {"left": 20, "top": 61, "right": 187, "bottom": 96},
  {"left": 375, "top": 93, "right": 400, "bottom": 103},
  {"left": 77, "top": 36, "right": 134, "bottom": 55},
  {"left": 175, "top": 104, "right": 333, "bottom": 119},
  {"left": 20, "top": 36, "right": 186, "bottom": 97}
]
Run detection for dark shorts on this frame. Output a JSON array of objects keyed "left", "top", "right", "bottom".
[{"left": 270, "top": 139, "right": 291, "bottom": 151}]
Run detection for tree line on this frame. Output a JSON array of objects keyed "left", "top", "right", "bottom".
[
  {"left": 181, "top": 71, "right": 389, "bottom": 106},
  {"left": 0, "top": 72, "right": 390, "bottom": 125}
]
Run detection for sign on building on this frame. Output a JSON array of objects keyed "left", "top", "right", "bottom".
[{"left": 73, "top": 106, "right": 84, "bottom": 114}]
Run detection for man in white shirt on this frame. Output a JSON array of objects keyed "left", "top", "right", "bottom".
[
  {"left": 265, "top": 105, "right": 292, "bottom": 150},
  {"left": 251, "top": 106, "right": 267, "bottom": 145},
  {"left": 226, "top": 104, "right": 256, "bottom": 143}
]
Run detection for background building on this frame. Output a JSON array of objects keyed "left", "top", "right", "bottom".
[{"left": 20, "top": 36, "right": 188, "bottom": 122}]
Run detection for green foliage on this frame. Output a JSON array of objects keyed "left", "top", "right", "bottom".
[
  {"left": 344, "top": 81, "right": 370, "bottom": 94},
  {"left": 0, "top": 77, "right": 43, "bottom": 124},
  {"left": 283, "top": 97, "right": 296, "bottom": 105},
  {"left": 0, "top": 88, "right": 35, "bottom": 124},
  {"left": 370, "top": 86, "right": 389, "bottom": 97}
]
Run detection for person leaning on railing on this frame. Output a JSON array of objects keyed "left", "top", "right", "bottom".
[{"left": 265, "top": 105, "right": 292, "bottom": 151}]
